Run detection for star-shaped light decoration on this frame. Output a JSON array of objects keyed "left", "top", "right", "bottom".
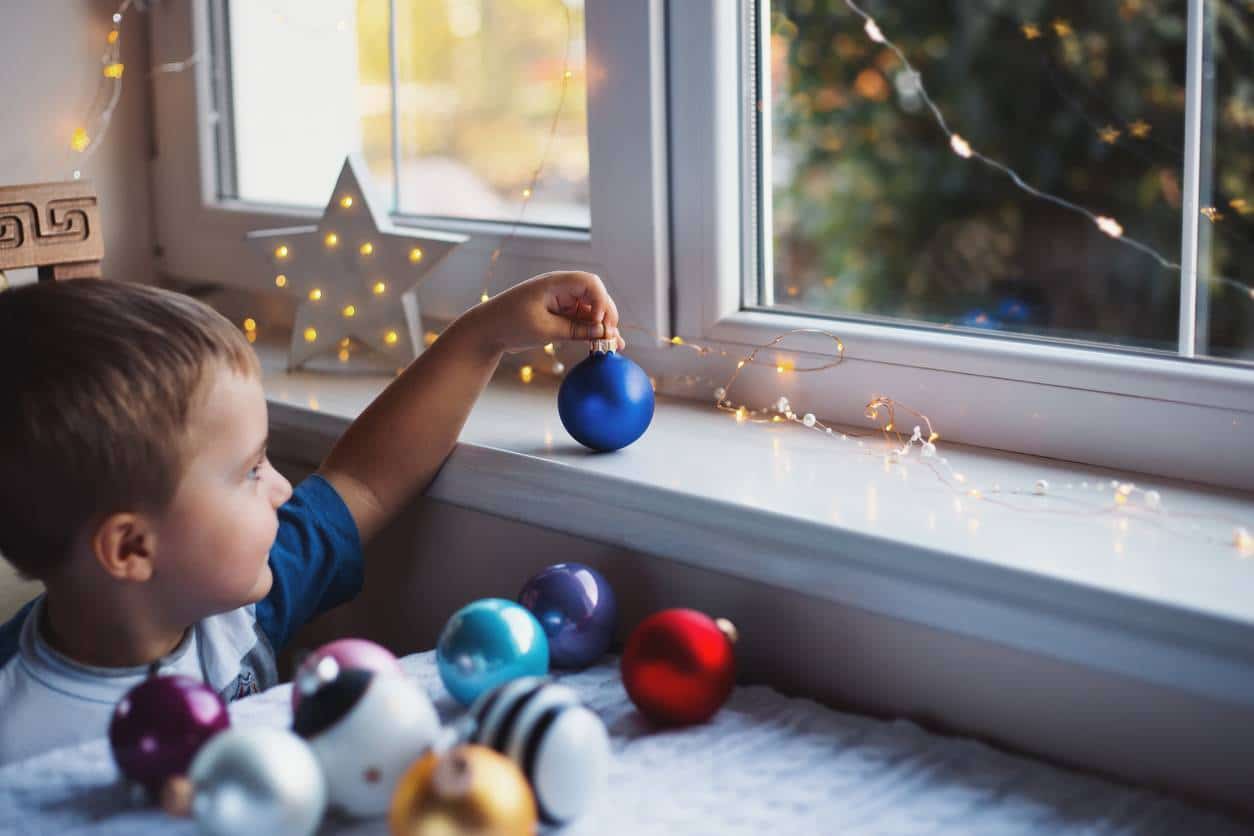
[{"left": 247, "top": 154, "right": 467, "bottom": 371}]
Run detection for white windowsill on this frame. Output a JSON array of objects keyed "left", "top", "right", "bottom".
[{"left": 257, "top": 345, "right": 1254, "bottom": 709}]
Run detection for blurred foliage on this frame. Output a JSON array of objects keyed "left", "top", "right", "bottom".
[
  {"left": 356, "top": 0, "right": 588, "bottom": 222},
  {"left": 769, "top": 0, "right": 1252, "bottom": 358}
]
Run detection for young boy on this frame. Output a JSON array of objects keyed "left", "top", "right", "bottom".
[{"left": 0, "top": 272, "right": 623, "bottom": 765}]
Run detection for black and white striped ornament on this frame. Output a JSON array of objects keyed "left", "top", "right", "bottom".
[{"left": 461, "top": 676, "right": 610, "bottom": 825}]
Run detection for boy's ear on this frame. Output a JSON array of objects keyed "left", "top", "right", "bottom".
[{"left": 90, "top": 513, "right": 158, "bottom": 582}]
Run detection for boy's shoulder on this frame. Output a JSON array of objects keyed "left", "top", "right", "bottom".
[{"left": 0, "top": 598, "right": 38, "bottom": 670}]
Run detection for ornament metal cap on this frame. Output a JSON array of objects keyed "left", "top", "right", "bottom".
[{"left": 590, "top": 338, "right": 616, "bottom": 354}]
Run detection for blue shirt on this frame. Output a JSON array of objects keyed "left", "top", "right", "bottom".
[{"left": 0, "top": 474, "right": 362, "bottom": 765}]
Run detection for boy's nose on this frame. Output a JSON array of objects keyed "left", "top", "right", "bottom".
[{"left": 271, "top": 472, "right": 293, "bottom": 507}]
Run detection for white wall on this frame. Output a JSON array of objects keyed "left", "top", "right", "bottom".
[
  {"left": 0, "top": 0, "right": 156, "bottom": 287},
  {"left": 0, "top": 0, "right": 157, "bottom": 618}
]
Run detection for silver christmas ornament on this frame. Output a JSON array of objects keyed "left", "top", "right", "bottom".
[{"left": 189, "top": 727, "right": 326, "bottom": 836}]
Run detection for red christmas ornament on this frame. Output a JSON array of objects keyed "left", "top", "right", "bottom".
[{"left": 621, "top": 609, "right": 737, "bottom": 726}]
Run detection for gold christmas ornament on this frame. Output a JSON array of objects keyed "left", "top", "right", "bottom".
[
  {"left": 246, "top": 155, "right": 466, "bottom": 371},
  {"left": 390, "top": 745, "right": 537, "bottom": 836}
]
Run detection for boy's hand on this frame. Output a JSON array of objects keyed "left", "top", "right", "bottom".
[{"left": 470, "top": 271, "right": 625, "bottom": 355}]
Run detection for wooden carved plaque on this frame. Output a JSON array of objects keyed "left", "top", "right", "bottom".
[{"left": 0, "top": 181, "right": 103, "bottom": 280}]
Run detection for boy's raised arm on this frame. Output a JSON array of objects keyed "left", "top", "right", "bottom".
[{"left": 316, "top": 271, "right": 622, "bottom": 544}]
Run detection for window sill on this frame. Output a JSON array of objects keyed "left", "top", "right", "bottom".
[{"left": 257, "top": 345, "right": 1254, "bottom": 710}]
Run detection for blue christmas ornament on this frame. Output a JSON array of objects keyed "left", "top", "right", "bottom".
[
  {"left": 558, "top": 341, "right": 654, "bottom": 452},
  {"left": 518, "top": 563, "right": 617, "bottom": 670},
  {"left": 436, "top": 598, "right": 550, "bottom": 705}
]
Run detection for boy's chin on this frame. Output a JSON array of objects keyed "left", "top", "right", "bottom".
[{"left": 246, "top": 564, "right": 275, "bottom": 603}]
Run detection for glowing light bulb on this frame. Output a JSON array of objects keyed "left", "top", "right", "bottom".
[
  {"left": 103, "top": 62, "right": 124, "bottom": 79},
  {"left": 520, "top": 365, "right": 534, "bottom": 383},
  {"left": 563, "top": 70, "right": 573, "bottom": 79},
  {"left": 246, "top": 331, "right": 257, "bottom": 344},
  {"left": 736, "top": 360, "right": 746, "bottom": 368},
  {"left": 358, "top": 242, "right": 374, "bottom": 256},
  {"left": 275, "top": 274, "right": 288, "bottom": 288},
  {"left": 384, "top": 330, "right": 399, "bottom": 346},
  {"left": 303, "top": 327, "right": 318, "bottom": 343},
  {"left": 342, "top": 304, "right": 356, "bottom": 318},
  {"left": 671, "top": 336, "right": 684, "bottom": 345},
  {"left": 242, "top": 318, "right": 257, "bottom": 332},
  {"left": 70, "top": 128, "right": 90, "bottom": 152},
  {"left": 340, "top": 338, "right": 351, "bottom": 348},
  {"left": 112, "top": 12, "right": 122, "bottom": 23},
  {"left": 424, "top": 331, "right": 439, "bottom": 347},
  {"left": 950, "top": 134, "right": 973, "bottom": 158},
  {"left": 324, "top": 232, "right": 339, "bottom": 248},
  {"left": 543, "top": 343, "right": 556, "bottom": 355},
  {"left": 928, "top": 431, "right": 940, "bottom": 443},
  {"left": 274, "top": 244, "right": 289, "bottom": 260},
  {"left": 107, "top": 29, "right": 119, "bottom": 44},
  {"left": 308, "top": 288, "right": 322, "bottom": 301},
  {"left": 372, "top": 281, "right": 386, "bottom": 295},
  {"left": 1235, "top": 527, "right": 1254, "bottom": 553},
  {"left": 339, "top": 349, "right": 351, "bottom": 362},
  {"left": 339, "top": 195, "right": 354, "bottom": 208},
  {"left": 735, "top": 406, "right": 748, "bottom": 423},
  {"left": 522, "top": 188, "right": 532, "bottom": 198},
  {"left": 864, "top": 19, "right": 885, "bottom": 43},
  {"left": 1095, "top": 216, "right": 1123, "bottom": 238},
  {"left": 480, "top": 291, "right": 490, "bottom": 303},
  {"left": 409, "top": 247, "right": 423, "bottom": 263}
]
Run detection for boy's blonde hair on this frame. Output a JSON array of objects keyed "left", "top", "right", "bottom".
[{"left": 0, "top": 279, "right": 260, "bottom": 580}]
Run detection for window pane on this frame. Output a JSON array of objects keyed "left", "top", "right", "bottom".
[
  {"left": 762, "top": 1, "right": 1250, "bottom": 356},
  {"left": 226, "top": 0, "right": 589, "bottom": 229},
  {"left": 227, "top": 0, "right": 393, "bottom": 206},
  {"left": 393, "top": 0, "right": 589, "bottom": 227},
  {"left": 1198, "top": 4, "right": 1254, "bottom": 361}
]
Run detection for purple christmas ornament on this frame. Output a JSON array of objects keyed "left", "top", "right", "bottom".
[
  {"left": 110, "top": 674, "right": 230, "bottom": 796},
  {"left": 518, "top": 563, "right": 617, "bottom": 669}
]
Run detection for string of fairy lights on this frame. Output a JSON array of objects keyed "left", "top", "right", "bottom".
[
  {"left": 56, "top": 1, "right": 1253, "bottom": 555},
  {"left": 841, "top": 0, "right": 1254, "bottom": 305},
  {"left": 66, "top": 0, "right": 199, "bottom": 178}
]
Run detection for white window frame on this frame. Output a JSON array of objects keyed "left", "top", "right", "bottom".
[
  {"left": 146, "top": 0, "right": 670, "bottom": 336},
  {"left": 668, "top": 0, "right": 1254, "bottom": 492},
  {"left": 147, "top": 0, "right": 1253, "bottom": 493}
]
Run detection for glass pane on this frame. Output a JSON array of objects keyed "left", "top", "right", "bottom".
[
  {"left": 227, "top": 0, "right": 393, "bottom": 206},
  {"left": 393, "top": 0, "right": 589, "bottom": 227},
  {"left": 762, "top": 0, "right": 1227, "bottom": 354},
  {"left": 226, "top": 0, "right": 589, "bottom": 230},
  {"left": 1198, "top": 2, "right": 1254, "bottom": 361}
]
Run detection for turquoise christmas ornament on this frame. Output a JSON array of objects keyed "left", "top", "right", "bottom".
[
  {"left": 558, "top": 341, "right": 654, "bottom": 452},
  {"left": 436, "top": 598, "right": 550, "bottom": 705}
]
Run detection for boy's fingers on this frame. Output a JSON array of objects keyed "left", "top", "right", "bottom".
[{"left": 546, "top": 272, "right": 620, "bottom": 330}]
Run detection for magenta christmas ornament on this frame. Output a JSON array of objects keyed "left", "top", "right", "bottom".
[{"left": 109, "top": 674, "right": 230, "bottom": 797}]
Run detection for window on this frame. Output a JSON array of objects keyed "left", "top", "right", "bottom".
[
  {"left": 223, "top": 0, "right": 589, "bottom": 228},
  {"left": 150, "top": 0, "right": 666, "bottom": 336},
  {"left": 759, "top": 0, "right": 1251, "bottom": 362},
  {"left": 669, "top": 0, "right": 1252, "bottom": 492}
]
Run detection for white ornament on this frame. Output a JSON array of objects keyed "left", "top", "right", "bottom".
[
  {"left": 1144, "top": 490, "right": 1161, "bottom": 509},
  {"left": 190, "top": 728, "right": 326, "bottom": 836},
  {"left": 802, "top": 413, "right": 816, "bottom": 427},
  {"left": 294, "top": 664, "right": 440, "bottom": 817},
  {"left": 553, "top": 362, "right": 566, "bottom": 375},
  {"left": 1033, "top": 479, "right": 1049, "bottom": 495},
  {"left": 461, "top": 677, "right": 610, "bottom": 826},
  {"left": 775, "top": 396, "right": 790, "bottom": 413},
  {"left": 247, "top": 155, "right": 466, "bottom": 371}
]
